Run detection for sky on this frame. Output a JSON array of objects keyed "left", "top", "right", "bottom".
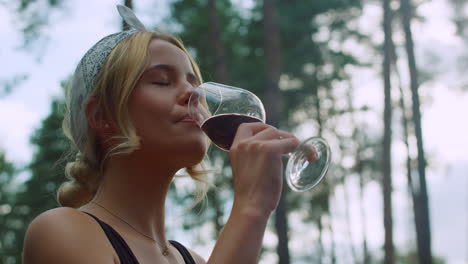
[{"left": 0, "top": 0, "right": 467, "bottom": 263}]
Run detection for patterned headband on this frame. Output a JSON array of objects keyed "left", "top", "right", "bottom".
[{"left": 69, "top": 5, "right": 147, "bottom": 150}]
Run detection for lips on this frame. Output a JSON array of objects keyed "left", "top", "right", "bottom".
[{"left": 178, "top": 114, "right": 201, "bottom": 126}]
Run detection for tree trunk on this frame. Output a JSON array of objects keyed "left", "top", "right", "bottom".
[
  {"left": 206, "top": 0, "right": 230, "bottom": 238},
  {"left": 355, "top": 141, "right": 370, "bottom": 264},
  {"left": 357, "top": 132, "right": 370, "bottom": 264},
  {"left": 390, "top": 29, "right": 421, "bottom": 262},
  {"left": 317, "top": 218, "right": 324, "bottom": 264},
  {"left": 274, "top": 189, "right": 290, "bottom": 264},
  {"left": 262, "top": 1, "right": 289, "bottom": 263},
  {"left": 343, "top": 178, "right": 358, "bottom": 263},
  {"left": 314, "top": 78, "right": 326, "bottom": 264},
  {"left": 122, "top": 0, "right": 133, "bottom": 30},
  {"left": 359, "top": 173, "right": 370, "bottom": 264},
  {"left": 382, "top": 0, "right": 395, "bottom": 263},
  {"left": 329, "top": 216, "right": 337, "bottom": 264},
  {"left": 399, "top": 0, "right": 433, "bottom": 262},
  {"left": 346, "top": 79, "right": 370, "bottom": 264},
  {"left": 208, "top": 0, "right": 229, "bottom": 83},
  {"left": 398, "top": 57, "right": 424, "bottom": 263}
]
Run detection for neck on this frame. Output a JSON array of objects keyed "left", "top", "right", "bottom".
[{"left": 91, "top": 150, "right": 179, "bottom": 244}]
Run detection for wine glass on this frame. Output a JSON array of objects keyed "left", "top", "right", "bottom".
[{"left": 188, "top": 82, "right": 331, "bottom": 192}]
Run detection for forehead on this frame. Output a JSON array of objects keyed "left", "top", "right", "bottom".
[{"left": 146, "top": 38, "right": 193, "bottom": 73}]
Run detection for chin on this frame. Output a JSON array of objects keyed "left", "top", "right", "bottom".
[
  {"left": 165, "top": 138, "right": 207, "bottom": 168},
  {"left": 184, "top": 142, "right": 208, "bottom": 166}
]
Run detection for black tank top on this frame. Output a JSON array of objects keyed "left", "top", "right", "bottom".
[{"left": 84, "top": 212, "right": 197, "bottom": 264}]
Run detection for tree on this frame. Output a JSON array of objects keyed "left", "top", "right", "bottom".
[
  {"left": 0, "top": 151, "right": 17, "bottom": 264},
  {"left": 382, "top": 0, "right": 395, "bottom": 262},
  {"left": 7, "top": 95, "right": 70, "bottom": 262},
  {"left": 262, "top": 1, "right": 291, "bottom": 263},
  {"left": 206, "top": 0, "right": 230, "bottom": 236},
  {"left": 0, "top": 95, "right": 69, "bottom": 263},
  {"left": 449, "top": 0, "right": 468, "bottom": 91},
  {"left": 167, "top": 0, "right": 244, "bottom": 241},
  {"left": 6, "top": 1, "right": 389, "bottom": 263},
  {"left": 207, "top": 0, "right": 229, "bottom": 84},
  {"left": 0, "top": 97, "right": 68, "bottom": 262},
  {"left": 397, "top": 249, "right": 445, "bottom": 264},
  {"left": 6, "top": 0, "right": 64, "bottom": 51},
  {"left": 399, "top": 0, "right": 433, "bottom": 262},
  {"left": 0, "top": 74, "right": 28, "bottom": 98}
]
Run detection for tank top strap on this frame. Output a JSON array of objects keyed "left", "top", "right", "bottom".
[
  {"left": 84, "top": 212, "right": 139, "bottom": 264},
  {"left": 169, "top": 240, "right": 197, "bottom": 264}
]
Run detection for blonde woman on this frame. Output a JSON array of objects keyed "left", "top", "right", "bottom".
[{"left": 22, "top": 6, "right": 300, "bottom": 264}]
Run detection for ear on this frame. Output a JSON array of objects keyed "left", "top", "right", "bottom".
[{"left": 84, "top": 96, "right": 113, "bottom": 134}]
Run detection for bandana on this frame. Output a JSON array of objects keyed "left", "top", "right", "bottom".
[{"left": 69, "top": 5, "right": 147, "bottom": 149}]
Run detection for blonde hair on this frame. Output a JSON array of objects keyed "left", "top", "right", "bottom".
[{"left": 58, "top": 31, "right": 210, "bottom": 208}]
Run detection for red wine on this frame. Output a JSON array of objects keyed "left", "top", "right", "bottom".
[{"left": 201, "top": 114, "right": 263, "bottom": 151}]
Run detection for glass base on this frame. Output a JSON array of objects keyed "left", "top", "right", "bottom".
[{"left": 285, "top": 137, "right": 331, "bottom": 192}]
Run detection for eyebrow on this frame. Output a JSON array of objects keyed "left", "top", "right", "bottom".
[{"left": 144, "top": 64, "right": 198, "bottom": 83}]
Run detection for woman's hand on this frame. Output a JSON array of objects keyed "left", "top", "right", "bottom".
[{"left": 229, "top": 122, "right": 300, "bottom": 217}]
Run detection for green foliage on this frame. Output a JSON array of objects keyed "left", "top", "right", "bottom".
[
  {"left": 165, "top": 2, "right": 376, "bottom": 263},
  {"left": 10, "top": 0, "right": 64, "bottom": 50},
  {"left": 167, "top": 0, "right": 255, "bottom": 241},
  {"left": 0, "top": 152, "right": 18, "bottom": 263},
  {"left": 1, "top": 0, "right": 411, "bottom": 263},
  {"left": 22, "top": 97, "right": 69, "bottom": 212},
  {"left": 0, "top": 152, "right": 15, "bottom": 177},
  {"left": 0, "top": 91, "right": 70, "bottom": 262},
  {"left": 0, "top": 74, "right": 28, "bottom": 98},
  {"left": 395, "top": 249, "right": 446, "bottom": 264},
  {"left": 170, "top": 0, "right": 266, "bottom": 93}
]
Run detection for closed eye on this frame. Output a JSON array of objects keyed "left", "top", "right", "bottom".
[{"left": 152, "top": 82, "right": 170, "bottom": 86}]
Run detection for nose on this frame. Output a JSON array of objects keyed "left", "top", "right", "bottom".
[
  {"left": 187, "top": 90, "right": 201, "bottom": 108},
  {"left": 178, "top": 82, "right": 197, "bottom": 106}
]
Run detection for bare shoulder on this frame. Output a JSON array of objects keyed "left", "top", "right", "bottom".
[
  {"left": 23, "top": 207, "right": 115, "bottom": 264},
  {"left": 187, "top": 248, "right": 207, "bottom": 264}
]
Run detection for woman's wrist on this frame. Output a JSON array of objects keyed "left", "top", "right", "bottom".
[
  {"left": 231, "top": 201, "right": 273, "bottom": 222},
  {"left": 207, "top": 201, "right": 271, "bottom": 264}
]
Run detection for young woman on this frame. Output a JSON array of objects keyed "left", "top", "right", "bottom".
[{"left": 22, "top": 6, "right": 300, "bottom": 264}]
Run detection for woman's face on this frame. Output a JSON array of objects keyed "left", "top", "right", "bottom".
[{"left": 127, "top": 38, "right": 206, "bottom": 167}]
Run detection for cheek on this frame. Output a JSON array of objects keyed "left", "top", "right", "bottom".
[{"left": 128, "top": 89, "right": 173, "bottom": 135}]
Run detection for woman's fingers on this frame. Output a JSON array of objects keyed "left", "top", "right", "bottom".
[
  {"left": 264, "top": 136, "right": 300, "bottom": 154},
  {"left": 234, "top": 122, "right": 294, "bottom": 141},
  {"left": 232, "top": 122, "right": 321, "bottom": 160},
  {"left": 232, "top": 122, "right": 300, "bottom": 155},
  {"left": 233, "top": 122, "right": 270, "bottom": 141},
  {"left": 252, "top": 126, "right": 294, "bottom": 141}
]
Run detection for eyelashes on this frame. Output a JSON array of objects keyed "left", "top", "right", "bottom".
[{"left": 152, "top": 82, "right": 170, "bottom": 86}]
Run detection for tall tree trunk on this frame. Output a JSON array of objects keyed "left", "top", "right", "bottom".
[
  {"left": 397, "top": 57, "right": 423, "bottom": 262},
  {"left": 342, "top": 178, "right": 358, "bottom": 263},
  {"left": 122, "top": 0, "right": 133, "bottom": 30},
  {"left": 346, "top": 80, "right": 370, "bottom": 264},
  {"left": 355, "top": 142, "right": 370, "bottom": 264},
  {"left": 262, "top": 1, "right": 289, "bottom": 263},
  {"left": 359, "top": 173, "right": 370, "bottom": 264},
  {"left": 208, "top": 0, "right": 229, "bottom": 83},
  {"left": 382, "top": 0, "right": 395, "bottom": 263},
  {"left": 314, "top": 82, "right": 326, "bottom": 264},
  {"left": 328, "top": 215, "right": 337, "bottom": 264},
  {"left": 399, "top": 0, "right": 433, "bottom": 262},
  {"left": 390, "top": 31, "right": 421, "bottom": 262},
  {"left": 206, "top": 0, "right": 229, "bottom": 238},
  {"left": 317, "top": 218, "right": 324, "bottom": 263}
]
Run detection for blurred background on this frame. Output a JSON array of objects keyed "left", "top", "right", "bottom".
[{"left": 0, "top": 0, "right": 467, "bottom": 263}]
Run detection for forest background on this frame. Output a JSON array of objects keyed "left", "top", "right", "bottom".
[{"left": 0, "top": 0, "right": 467, "bottom": 263}]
